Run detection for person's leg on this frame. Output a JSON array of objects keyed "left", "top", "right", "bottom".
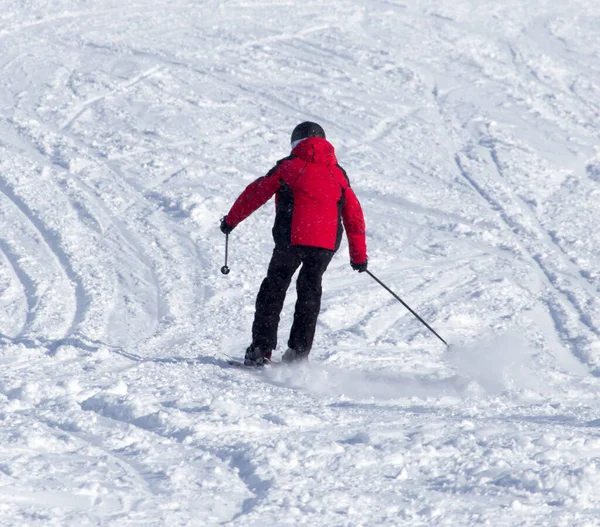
[
  {"left": 287, "top": 247, "right": 334, "bottom": 357},
  {"left": 249, "top": 246, "right": 301, "bottom": 358}
]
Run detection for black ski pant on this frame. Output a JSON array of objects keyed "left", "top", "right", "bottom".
[{"left": 252, "top": 245, "right": 335, "bottom": 356}]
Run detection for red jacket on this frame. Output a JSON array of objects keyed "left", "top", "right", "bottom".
[{"left": 225, "top": 137, "right": 367, "bottom": 264}]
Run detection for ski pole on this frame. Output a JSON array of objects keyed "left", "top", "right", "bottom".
[
  {"left": 366, "top": 270, "right": 448, "bottom": 347},
  {"left": 221, "top": 234, "right": 230, "bottom": 275}
]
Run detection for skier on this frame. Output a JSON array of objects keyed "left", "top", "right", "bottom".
[{"left": 220, "top": 122, "right": 368, "bottom": 365}]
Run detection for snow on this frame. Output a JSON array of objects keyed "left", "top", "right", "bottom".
[{"left": 1, "top": 0, "right": 600, "bottom": 524}]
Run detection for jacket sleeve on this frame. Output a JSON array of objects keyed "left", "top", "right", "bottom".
[
  {"left": 341, "top": 186, "right": 367, "bottom": 264},
  {"left": 224, "top": 167, "right": 281, "bottom": 227}
]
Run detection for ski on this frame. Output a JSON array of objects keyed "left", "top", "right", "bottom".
[{"left": 227, "top": 359, "right": 283, "bottom": 368}]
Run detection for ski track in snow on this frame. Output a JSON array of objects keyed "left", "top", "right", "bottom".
[{"left": 1, "top": 0, "right": 600, "bottom": 525}]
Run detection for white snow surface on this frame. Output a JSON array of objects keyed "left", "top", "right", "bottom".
[{"left": 1, "top": 0, "right": 600, "bottom": 525}]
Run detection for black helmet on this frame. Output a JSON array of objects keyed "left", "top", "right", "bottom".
[{"left": 291, "top": 121, "right": 326, "bottom": 145}]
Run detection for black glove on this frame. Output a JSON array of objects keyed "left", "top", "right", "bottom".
[
  {"left": 220, "top": 217, "right": 234, "bottom": 235},
  {"left": 351, "top": 259, "right": 368, "bottom": 273}
]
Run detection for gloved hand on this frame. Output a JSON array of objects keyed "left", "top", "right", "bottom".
[
  {"left": 220, "top": 217, "right": 234, "bottom": 235},
  {"left": 351, "top": 259, "right": 368, "bottom": 273}
]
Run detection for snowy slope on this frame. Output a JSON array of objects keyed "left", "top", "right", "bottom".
[{"left": 1, "top": 0, "right": 600, "bottom": 525}]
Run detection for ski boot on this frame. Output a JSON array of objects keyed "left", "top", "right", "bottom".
[
  {"left": 281, "top": 348, "right": 309, "bottom": 364},
  {"left": 244, "top": 345, "right": 272, "bottom": 367}
]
